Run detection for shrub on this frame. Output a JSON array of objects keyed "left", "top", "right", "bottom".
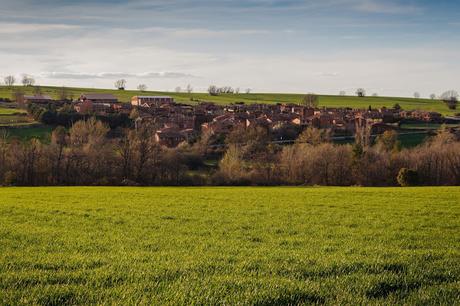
[
  {"left": 3, "top": 171, "right": 17, "bottom": 186},
  {"left": 397, "top": 168, "right": 419, "bottom": 187}
]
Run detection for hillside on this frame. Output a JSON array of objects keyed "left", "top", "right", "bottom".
[
  {"left": 0, "top": 85, "right": 455, "bottom": 114},
  {"left": 0, "top": 187, "right": 459, "bottom": 304}
]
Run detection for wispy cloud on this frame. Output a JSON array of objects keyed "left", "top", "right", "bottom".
[
  {"left": 351, "top": 0, "right": 422, "bottom": 14},
  {"left": 316, "top": 72, "right": 340, "bottom": 77},
  {"left": 0, "top": 22, "right": 81, "bottom": 33},
  {"left": 41, "top": 71, "right": 198, "bottom": 79},
  {"left": 126, "top": 26, "right": 271, "bottom": 37}
]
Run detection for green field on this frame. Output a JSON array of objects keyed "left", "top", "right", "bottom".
[
  {"left": 0, "top": 85, "right": 455, "bottom": 114},
  {"left": 0, "top": 125, "right": 54, "bottom": 142},
  {"left": 400, "top": 123, "right": 460, "bottom": 130},
  {"left": 0, "top": 115, "right": 33, "bottom": 126},
  {"left": 1, "top": 187, "right": 459, "bottom": 304},
  {"left": 0, "top": 108, "right": 26, "bottom": 115}
]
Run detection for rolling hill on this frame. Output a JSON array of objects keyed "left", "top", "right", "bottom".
[{"left": 0, "top": 85, "right": 456, "bottom": 115}]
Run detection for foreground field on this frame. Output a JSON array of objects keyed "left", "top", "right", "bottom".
[
  {"left": 0, "top": 187, "right": 459, "bottom": 304},
  {"left": 0, "top": 85, "right": 454, "bottom": 114}
]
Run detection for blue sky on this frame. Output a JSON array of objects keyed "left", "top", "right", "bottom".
[{"left": 0, "top": 0, "right": 459, "bottom": 96}]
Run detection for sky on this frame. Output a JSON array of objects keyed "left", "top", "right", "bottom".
[{"left": 0, "top": 0, "right": 459, "bottom": 96}]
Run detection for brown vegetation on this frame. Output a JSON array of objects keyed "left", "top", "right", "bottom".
[{"left": 1, "top": 120, "right": 460, "bottom": 186}]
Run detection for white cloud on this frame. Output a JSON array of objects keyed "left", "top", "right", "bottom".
[
  {"left": 0, "top": 22, "right": 81, "bottom": 34},
  {"left": 41, "top": 71, "right": 197, "bottom": 79}
]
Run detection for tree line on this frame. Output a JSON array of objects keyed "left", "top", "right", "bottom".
[{"left": 0, "top": 118, "right": 459, "bottom": 186}]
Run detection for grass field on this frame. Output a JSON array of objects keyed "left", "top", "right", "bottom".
[
  {"left": 0, "top": 85, "right": 455, "bottom": 114},
  {"left": 0, "top": 108, "right": 26, "bottom": 115},
  {"left": 400, "top": 123, "right": 460, "bottom": 130},
  {"left": 0, "top": 187, "right": 459, "bottom": 305},
  {"left": 0, "top": 115, "right": 33, "bottom": 126},
  {"left": 0, "top": 125, "right": 54, "bottom": 142}
]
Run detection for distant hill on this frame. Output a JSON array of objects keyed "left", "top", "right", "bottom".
[{"left": 0, "top": 85, "right": 454, "bottom": 114}]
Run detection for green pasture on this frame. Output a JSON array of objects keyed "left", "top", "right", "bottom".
[
  {"left": 0, "top": 85, "right": 455, "bottom": 114},
  {"left": 0, "top": 125, "right": 54, "bottom": 142},
  {"left": 0, "top": 187, "right": 459, "bottom": 305}
]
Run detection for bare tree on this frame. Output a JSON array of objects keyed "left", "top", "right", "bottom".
[
  {"left": 430, "top": 94, "right": 436, "bottom": 100},
  {"left": 296, "top": 127, "right": 331, "bottom": 145},
  {"left": 235, "top": 87, "right": 240, "bottom": 94},
  {"left": 339, "top": 91, "right": 346, "bottom": 96},
  {"left": 114, "top": 79, "right": 126, "bottom": 90},
  {"left": 4, "top": 75, "right": 15, "bottom": 87},
  {"left": 186, "top": 84, "right": 193, "bottom": 94},
  {"left": 441, "top": 90, "right": 459, "bottom": 110},
  {"left": 245, "top": 88, "right": 251, "bottom": 94},
  {"left": 175, "top": 86, "right": 182, "bottom": 93},
  {"left": 302, "top": 94, "right": 319, "bottom": 108},
  {"left": 356, "top": 88, "right": 366, "bottom": 97},
  {"left": 12, "top": 88, "right": 25, "bottom": 105},
  {"left": 208, "top": 85, "right": 219, "bottom": 96},
  {"left": 21, "top": 75, "right": 35, "bottom": 87},
  {"left": 414, "top": 92, "right": 421, "bottom": 99},
  {"left": 375, "top": 130, "right": 400, "bottom": 153},
  {"left": 137, "top": 84, "right": 147, "bottom": 92},
  {"left": 58, "top": 87, "right": 69, "bottom": 101},
  {"left": 372, "top": 93, "right": 378, "bottom": 97},
  {"left": 218, "top": 145, "right": 246, "bottom": 184}
]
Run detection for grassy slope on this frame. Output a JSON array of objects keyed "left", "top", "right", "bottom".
[
  {"left": 0, "top": 85, "right": 455, "bottom": 114},
  {"left": 2, "top": 125, "right": 54, "bottom": 142},
  {"left": 0, "top": 187, "right": 459, "bottom": 304}
]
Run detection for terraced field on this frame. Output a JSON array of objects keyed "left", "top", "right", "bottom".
[{"left": 0, "top": 187, "right": 459, "bottom": 304}]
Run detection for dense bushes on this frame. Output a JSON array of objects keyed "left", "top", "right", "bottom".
[
  {"left": 27, "top": 103, "right": 132, "bottom": 128},
  {"left": 216, "top": 129, "right": 460, "bottom": 187},
  {"left": 397, "top": 168, "right": 419, "bottom": 186}
]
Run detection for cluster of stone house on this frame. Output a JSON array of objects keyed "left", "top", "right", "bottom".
[
  {"left": 74, "top": 93, "right": 131, "bottom": 115},
  {"left": 126, "top": 97, "right": 445, "bottom": 147},
  {"left": 24, "top": 92, "right": 446, "bottom": 147}
]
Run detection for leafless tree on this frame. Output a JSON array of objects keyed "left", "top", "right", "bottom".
[
  {"left": 441, "top": 90, "right": 459, "bottom": 110},
  {"left": 245, "top": 88, "right": 252, "bottom": 94},
  {"left": 302, "top": 94, "right": 319, "bottom": 108},
  {"left": 208, "top": 85, "right": 219, "bottom": 96},
  {"left": 186, "top": 84, "right": 193, "bottom": 94},
  {"left": 339, "top": 91, "right": 346, "bottom": 96},
  {"left": 414, "top": 92, "right": 421, "bottom": 99},
  {"left": 372, "top": 93, "right": 378, "bottom": 97},
  {"left": 175, "top": 86, "right": 182, "bottom": 93},
  {"left": 58, "top": 87, "right": 69, "bottom": 101},
  {"left": 296, "top": 127, "right": 330, "bottom": 145},
  {"left": 4, "top": 75, "right": 15, "bottom": 87},
  {"left": 137, "top": 84, "right": 147, "bottom": 92},
  {"left": 218, "top": 145, "right": 246, "bottom": 184},
  {"left": 12, "top": 88, "right": 25, "bottom": 105},
  {"left": 114, "top": 79, "right": 126, "bottom": 90},
  {"left": 430, "top": 94, "right": 436, "bottom": 100},
  {"left": 21, "top": 75, "right": 35, "bottom": 86},
  {"left": 356, "top": 88, "right": 366, "bottom": 97},
  {"left": 235, "top": 88, "right": 240, "bottom": 94},
  {"left": 441, "top": 90, "right": 458, "bottom": 101}
]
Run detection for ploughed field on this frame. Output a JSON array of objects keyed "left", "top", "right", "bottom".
[{"left": 0, "top": 187, "right": 459, "bottom": 304}]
